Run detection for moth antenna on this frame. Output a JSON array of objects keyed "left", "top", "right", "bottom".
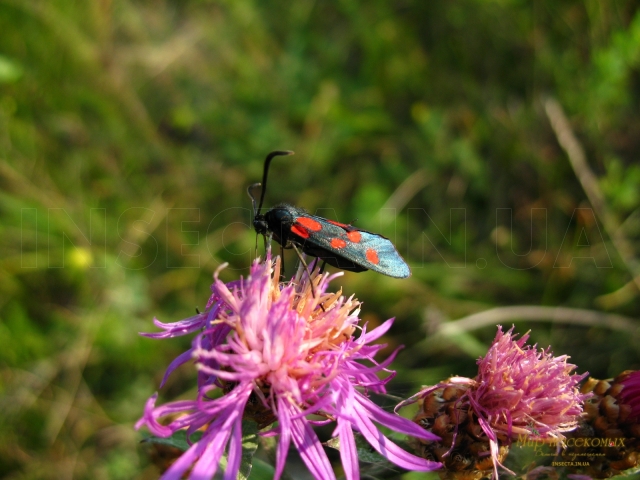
[
  {"left": 256, "top": 150, "right": 294, "bottom": 216},
  {"left": 247, "top": 183, "right": 261, "bottom": 216}
]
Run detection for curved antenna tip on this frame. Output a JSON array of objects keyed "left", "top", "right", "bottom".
[
  {"left": 269, "top": 150, "right": 294, "bottom": 156},
  {"left": 255, "top": 150, "right": 295, "bottom": 216}
]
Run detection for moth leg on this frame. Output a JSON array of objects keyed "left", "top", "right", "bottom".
[
  {"left": 262, "top": 232, "right": 269, "bottom": 252},
  {"left": 254, "top": 233, "right": 260, "bottom": 260},
  {"left": 279, "top": 243, "right": 286, "bottom": 280},
  {"left": 319, "top": 261, "right": 327, "bottom": 275},
  {"left": 290, "top": 243, "right": 325, "bottom": 312}
]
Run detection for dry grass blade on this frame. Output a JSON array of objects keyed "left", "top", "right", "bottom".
[
  {"left": 441, "top": 305, "right": 638, "bottom": 335},
  {"left": 544, "top": 97, "right": 640, "bottom": 294}
]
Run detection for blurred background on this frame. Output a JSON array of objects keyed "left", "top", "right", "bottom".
[{"left": 2, "top": 1, "right": 640, "bottom": 478}]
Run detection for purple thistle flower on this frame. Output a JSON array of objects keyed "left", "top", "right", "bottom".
[
  {"left": 136, "top": 253, "right": 441, "bottom": 480},
  {"left": 470, "top": 326, "right": 588, "bottom": 439},
  {"left": 399, "top": 326, "right": 588, "bottom": 479},
  {"left": 467, "top": 326, "right": 589, "bottom": 476},
  {"left": 618, "top": 370, "right": 640, "bottom": 419}
]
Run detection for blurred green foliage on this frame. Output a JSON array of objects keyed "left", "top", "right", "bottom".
[{"left": 1, "top": 0, "right": 640, "bottom": 478}]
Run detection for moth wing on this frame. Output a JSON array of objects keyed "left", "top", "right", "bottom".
[{"left": 292, "top": 215, "right": 410, "bottom": 278}]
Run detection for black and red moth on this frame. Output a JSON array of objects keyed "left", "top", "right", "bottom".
[{"left": 249, "top": 151, "right": 411, "bottom": 278}]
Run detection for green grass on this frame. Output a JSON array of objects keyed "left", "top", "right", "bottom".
[{"left": 1, "top": 1, "right": 640, "bottom": 478}]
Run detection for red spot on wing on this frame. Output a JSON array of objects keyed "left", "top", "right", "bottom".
[
  {"left": 327, "top": 219, "right": 349, "bottom": 228},
  {"left": 366, "top": 248, "right": 380, "bottom": 265},
  {"left": 330, "top": 238, "right": 347, "bottom": 249},
  {"left": 347, "top": 231, "right": 362, "bottom": 243},
  {"left": 296, "top": 217, "right": 322, "bottom": 231},
  {"left": 291, "top": 225, "right": 310, "bottom": 239}
]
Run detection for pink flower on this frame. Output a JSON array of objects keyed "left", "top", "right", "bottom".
[
  {"left": 618, "top": 370, "right": 640, "bottom": 419},
  {"left": 136, "top": 253, "right": 440, "bottom": 480},
  {"left": 469, "top": 326, "right": 588, "bottom": 476},
  {"left": 400, "top": 326, "right": 588, "bottom": 478},
  {"left": 470, "top": 326, "right": 588, "bottom": 440}
]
